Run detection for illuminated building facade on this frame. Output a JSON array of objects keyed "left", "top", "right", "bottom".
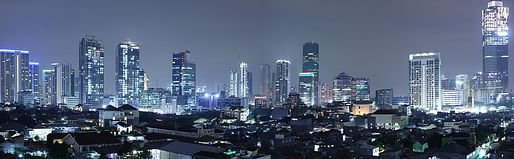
[
  {"left": 320, "top": 83, "right": 332, "bottom": 105},
  {"left": 79, "top": 35, "right": 105, "bottom": 109},
  {"left": 229, "top": 70, "right": 238, "bottom": 97},
  {"left": 482, "top": 0, "right": 509, "bottom": 100},
  {"left": 239, "top": 62, "right": 249, "bottom": 98},
  {"left": 116, "top": 40, "right": 143, "bottom": 106},
  {"left": 351, "top": 77, "right": 371, "bottom": 102},
  {"left": 332, "top": 72, "right": 352, "bottom": 102},
  {"left": 171, "top": 50, "right": 196, "bottom": 109},
  {"left": 29, "top": 62, "right": 41, "bottom": 104},
  {"left": 302, "top": 42, "right": 319, "bottom": 106},
  {"left": 409, "top": 52, "right": 441, "bottom": 112},
  {"left": 299, "top": 72, "right": 316, "bottom": 106},
  {"left": 51, "top": 63, "right": 74, "bottom": 105},
  {"left": 275, "top": 60, "right": 290, "bottom": 105},
  {"left": 0, "top": 49, "right": 30, "bottom": 103}
]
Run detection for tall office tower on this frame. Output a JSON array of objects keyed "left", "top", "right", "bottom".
[
  {"left": 116, "top": 40, "right": 143, "bottom": 106},
  {"left": 482, "top": 0, "right": 509, "bottom": 98},
  {"left": 351, "top": 77, "right": 371, "bottom": 102},
  {"left": 229, "top": 70, "right": 239, "bottom": 97},
  {"left": 239, "top": 62, "right": 249, "bottom": 98},
  {"left": 42, "top": 69, "right": 55, "bottom": 105},
  {"left": 409, "top": 52, "right": 441, "bottom": 112},
  {"left": 275, "top": 60, "right": 290, "bottom": 105},
  {"left": 29, "top": 62, "right": 41, "bottom": 104},
  {"left": 299, "top": 72, "right": 316, "bottom": 106},
  {"left": 52, "top": 63, "right": 74, "bottom": 104},
  {"left": 143, "top": 71, "right": 149, "bottom": 91},
  {"left": 79, "top": 35, "right": 105, "bottom": 109},
  {"left": 441, "top": 75, "right": 456, "bottom": 90},
  {"left": 259, "top": 64, "right": 272, "bottom": 97},
  {"left": 171, "top": 50, "right": 196, "bottom": 107},
  {"left": 302, "top": 42, "right": 320, "bottom": 106},
  {"left": 320, "top": 83, "right": 332, "bottom": 105},
  {"left": 332, "top": 72, "right": 352, "bottom": 102},
  {"left": 376, "top": 88, "right": 393, "bottom": 109},
  {"left": 0, "top": 49, "right": 30, "bottom": 103},
  {"left": 247, "top": 72, "right": 253, "bottom": 97}
]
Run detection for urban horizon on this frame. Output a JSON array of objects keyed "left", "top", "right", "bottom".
[{"left": 0, "top": 1, "right": 514, "bottom": 159}]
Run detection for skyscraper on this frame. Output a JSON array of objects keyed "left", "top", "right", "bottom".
[
  {"left": 375, "top": 88, "right": 393, "bottom": 109},
  {"left": 239, "top": 62, "right": 249, "bottom": 98},
  {"left": 332, "top": 72, "right": 352, "bottom": 102},
  {"left": 171, "top": 50, "right": 196, "bottom": 108},
  {"left": 482, "top": 0, "right": 509, "bottom": 98},
  {"left": 29, "top": 62, "right": 41, "bottom": 104},
  {"left": 79, "top": 35, "right": 105, "bottom": 109},
  {"left": 409, "top": 52, "right": 441, "bottom": 112},
  {"left": 351, "top": 77, "right": 371, "bottom": 102},
  {"left": 0, "top": 49, "right": 30, "bottom": 103},
  {"left": 301, "top": 42, "right": 319, "bottom": 106},
  {"left": 116, "top": 40, "right": 143, "bottom": 106},
  {"left": 259, "top": 64, "right": 272, "bottom": 97},
  {"left": 229, "top": 70, "right": 238, "bottom": 97},
  {"left": 275, "top": 60, "right": 290, "bottom": 105},
  {"left": 52, "top": 63, "right": 74, "bottom": 105},
  {"left": 299, "top": 72, "right": 316, "bottom": 106},
  {"left": 42, "top": 69, "right": 55, "bottom": 106},
  {"left": 247, "top": 71, "right": 253, "bottom": 97}
]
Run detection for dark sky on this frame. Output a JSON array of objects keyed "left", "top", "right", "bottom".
[{"left": 1, "top": 0, "right": 513, "bottom": 96}]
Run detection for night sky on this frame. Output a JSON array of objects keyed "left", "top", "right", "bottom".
[{"left": 1, "top": 0, "right": 513, "bottom": 96}]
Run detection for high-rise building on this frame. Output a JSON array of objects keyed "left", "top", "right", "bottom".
[
  {"left": 29, "top": 62, "right": 41, "bottom": 104},
  {"left": 42, "top": 69, "right": 55, "bottom": 105},
  {"left": 171, "top": 50, "right": 196, "bottom": 109},
  {"left": 299, "top": 72, "right": 316, "bottom": 106},
  {"left": 239, "top": 62, "right": 249, "bottom": 98},
  {"left": 229, "top": 70, "right": 238, "bottom": 97},
  {"left": 351, "top": 77, "right": 371, "bottom": 102},
  {"left": 332, "top": 72, "right": 353, "bottom": 102},
  {"left": 247, "top": 71, "right": 253, "bottom": 97},
  {"left": 259, "top": 64, "right": 272, "bottom": 97},
  {"left": 116, "top": 40, "right": 143, "bottom": 106},
  {"left": 320, "top": 83, "right": 332, "bottom": 105},
  {"left": 409, "top": 52, "right": 441, "bottom": 112},
  {"left": 51, "top": 63, "right": 74, "bottom": 105},
  {"left": 79, "top": 35, "right": 105, "bottom": 109},
  {"left": 482, "top": 0, "right": 509, "bottom": 97},
  {"left": 376, "top": 88, "right": 393, "bottom": 108},
  {"left": 0, "top": 49, "right": 30, "bottom": 103},
  {"left": 275, "top": 60, "right": 290, "bottom": 105},
  {"left": 302, "top": 42, "right": 320, "bottom": 106}
]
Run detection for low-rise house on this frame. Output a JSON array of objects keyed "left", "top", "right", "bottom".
[
  {"left": 370, "top": 110, "right": 408, "bottom": 130},
  {"left": 47, "top": 132, "right": 121, "bottom": 154},
  {"left": 98, "top": 104, "right": 140, "bottom": 127}
]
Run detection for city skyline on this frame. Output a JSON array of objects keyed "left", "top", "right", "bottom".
[{"left": 1, "top": 0, "right": 514, "bottom": 97}]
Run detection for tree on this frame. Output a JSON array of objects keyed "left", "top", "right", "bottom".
[
  {"left": 134, "top": 149, "right": 152, "bottom": 159},
  {"left": 48, "top": 142, "right": 72, "bottom": 159}
]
